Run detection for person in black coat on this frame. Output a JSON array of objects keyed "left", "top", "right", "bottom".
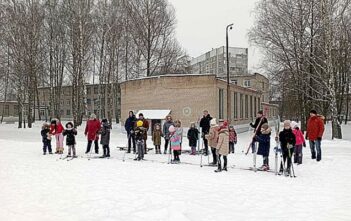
[
  {"left": 249, "top": 110, "right": 268, "bottom": 153},
  {"left": 199, "top": 110, "right": 212, "bottom": 155},
  {"left": 41, "top": 123, "right": 52, "bottom": 155},
  {"left": 277, "top": 120, "right": 296, "bottom": 176},
  {"left": 125, "top": 111, "right": 136, "bottom": 153},
  {"left": 63, "top": 122, "right": 77, "bottom": 157},
  {"left": 100, "top": 119, "right": 111, "bottom": 158},
  {"left": 255, "top": 123, "right": 271, "bottom": 170},
  {"left": 187, "top": 123, "right": 199, "bottom": 155}
]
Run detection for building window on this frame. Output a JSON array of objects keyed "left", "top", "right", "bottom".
[
  {"left": 4, "top": 105, "right": 9, "bottom": 116},
  {"left": 254, "top": 97, "right": 257, "bottom": 116},
  {"left": 258, "top": 98, "right": 261, "bottom": 111},
  {"left": 232, "top": 80, "right": 238, "bottom": 85},
  {"left": 60, "top": 110, "right": 64, "bottom": 116},
  {"left": 87, "top": 87, "right": 91, "bottom": 95},
  {"left": 244, "top": 80, "right": 251, "bottom": 87},
  {"left": 233, "top": 92, "right": 238, "bottom": 119},
  {"left": 94, "top": 86, "right": 98, "bottom": 94},
  {"left": 240, "top": 94, "right": 244, "bottom": 119},
  {"left": 66, "top": 109, "right": 71, "bottom": 116},
  {"left": 245, "top": 95, "right": 249, "bottom": 119},
  {"left": 219, "top": 89, "right": 224, "bottom": 119},
  {"left": 66, "top": 100, "right": 70, "bottom": 106},
  {"left": 40, "top": 109, "right": 45, "bottom": 117}
]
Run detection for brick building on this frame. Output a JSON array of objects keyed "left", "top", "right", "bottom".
[{"left": 120, "top": 74, "right": 277, "bottom": 128}]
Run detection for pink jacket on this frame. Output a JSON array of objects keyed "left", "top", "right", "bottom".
[{"left": 293, "top": 128, "right": 305, "bottom": 146}]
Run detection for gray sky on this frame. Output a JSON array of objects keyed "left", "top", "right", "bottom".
[{"left": 169, "top": 0, "right": 262, "bottom": 73}]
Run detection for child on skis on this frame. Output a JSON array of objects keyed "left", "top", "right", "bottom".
[
  {"left": 134, "top": 120, "right": 147, "bottom": 161},
  {"left": 290, "top": 121, "right": 306, "bottom": 165},
  {"left": 63, "top": 122, "right": 77, "bottom": 158},
  {"left": 205, "top": 118, "right": 219, "bottom": 165},
  {"left": 152, "top": 123, "right": 162, "bottom": 154},
  {"left": 41, "top": 123, "right": 52, "bottom": 155},
  {"left": 170, "top": 120, "right": 183, "bottom": 163},
  {"left": 255, "top": 123, "right": 271, "bottom": 171},
  {"left": 187, "top": 122, "right": 199, "bottom": 155},
  {"left": 229, "top": 125, "right": 237, "bottom": 153},
  {"left": 277, "top": 120, "right": 296, "bottom": 176},
  {"left": 100, "top": 119, "right": 111, "bottom": 158},
  {"left": 50, "top": 119, "right": 64, "bottom": 154},
  {"left": 215, "top": 120, "right": 229, "bottom": 172}
]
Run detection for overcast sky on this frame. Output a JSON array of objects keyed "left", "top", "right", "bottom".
[{"left": 169, "top": 0, "right": 262, "bottom": 73}]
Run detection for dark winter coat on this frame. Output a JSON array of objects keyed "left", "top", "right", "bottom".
[
  {"left": 187, "top": 127, "right": 199, "bottom": 147},
  {"left": 162, "top": 120, "right": 174, "bottom": 139},
  {"left": 279, "top": 128, "right": 296, "bottom": 153},
  {"left": 100, "top": 122, "right": 111, "bottom": 146},
  {"left": 250, "top": 117, "right": 268, "bottom": 136},
  {"left": 200, "top": 114, "right": 212, "bottom": 134},
  {"left": 85, "top": 119, "right": 101, "bottom": 141},
  {"left": 41, "top": 128, "right": 50, "bottom": 143},
  {"left": 135, "top": 127, "right": 147, "bottom": 141},
  {"left": 152, "top": 129, "right": 162, "bottom": 145},
  {"left": 125, "top": 115, "right": 137, "bottom": 133},
  {"left": 63, "top": 128, "right": 77, "bottom": 146},
  {"left": 256, "top": 127, "right": 271, "bottom": 157}
]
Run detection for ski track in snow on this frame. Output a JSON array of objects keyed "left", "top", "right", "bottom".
[{"left": 0, "top": 123, "right": 350, "bottom": 221}]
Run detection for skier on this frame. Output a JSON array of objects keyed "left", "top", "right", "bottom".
[
  {"left": 306, "top": 110, "right": 325, "bottom": 161},
  {"left": 187, "top": 122, "right": 199, "bottom": 155},
  {"left": 162, "top": 115, "right": 174, "bottom": 154},
  {"left": 50, "top": 119, "right": 64, "bottom": 154},
  {"left": 199, "top": 110, "right": 212, "bottom": 156},
  {"left": 255, "top": 123, "right": 271, "bottom": 171},
  {"left": 63, "top": 122, "right": 77, "bottom": 158},
  {"left": 125, "top": 111, "right": 137, "bottom": 153},
  {"left": 291, "top": 121, "right": 306, "bottom": 164},
  {"left": 170, "top": 120, "right": 183, "bottom": 163},
  {"left": 137, "top": 113, "right": 149, "bottom": 154},
  {"left": 134, "top": 120, "right": 147, "bottom": 161},
  {"left": 100, "top": 119, "right": 111, "bottom": 158},
  {"left": 152, "top": 123, "right": 162, "bottom": 154},
  {"left": 277, "top": 120, "right": 296, "bottom": 176},
  {"left": 205, "top": 118, "right": 219, "bottom": 165},
  {"left": 229, "top": 125, "right": 237, "bottom": 153},
  {"left": 215, "top": 120, "right": 229, "bottom": 172},
  {"left": 249, "top": 110, "right": 268, "bottom": 153},
  {"left": 84, "top": 114, "right": 101, "bottom": 154},
  {"left": 41, "top": 123, "right": 52, "bottom": 155}
]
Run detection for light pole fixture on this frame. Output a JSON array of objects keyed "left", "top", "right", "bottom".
[{"left": 226, "top": 23, "right": 233, "bottom": 124}]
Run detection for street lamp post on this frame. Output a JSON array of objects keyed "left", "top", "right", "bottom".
[{"left": 226, "top": 23, "right": 233, "bottom": 124}]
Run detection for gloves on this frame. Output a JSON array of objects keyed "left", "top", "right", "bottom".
[
  {"left": 234, "top": 141, "right": 237, "bottom": 145},
  {"left": 303, "top": 142, "right": 306, "bottom": 147},
  {"left": 317, "top": 137, "right": 322, "bottom": 141},
  {"left": 287, "top": 144, "right": 293, "bottom": 149}
]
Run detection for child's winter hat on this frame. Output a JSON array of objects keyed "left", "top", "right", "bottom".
[
  {"left": 51, "top": 119, "right": 57, "bottom": 125},
  {"left": 101, "top": 118, "right": 108, "bottom": 123},
  {"left": 66, "top": 122, "right": 74, "bottom": 128},
  {"left": 290, "top": 121, "right": 298, "bottom": 129},
  {"left": 261, "top": 123, "right": 269, "bottom": 130},
  {"left": 210, "top": 118, "right": 217, "bottom": 126},
  {"left": 136, "top": 120, "right": 143, "bottom": 127},
  {"left": 283, "top": 120, "right": 291, "bottom": 128}
]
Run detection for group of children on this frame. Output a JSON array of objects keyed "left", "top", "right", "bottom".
[{"left": 40, "top": 118, "right": 111, "bottom": 158}]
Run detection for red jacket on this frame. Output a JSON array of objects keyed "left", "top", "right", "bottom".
[
  {"left": 307, "top": 115, "right": 325, "bottom": 141},
  {"left": 293, "top": 128, "right": 305, "bottom": 145},
  {"left": 50, "top": 123, "right": 64, "bottom": 135},
  {"left": 85, "top": 119, "right": 101, "bottom": 141}
]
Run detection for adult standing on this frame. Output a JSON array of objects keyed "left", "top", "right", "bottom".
[
  {"left": 249, "top": 110, "right": 268, "bottom": 153},
  {"left": 125, "top": 111, "right": 137, "bottom": 153},
  {"left": 137, "top": 113, "right": 149, "bottom": 153},
  {"left": 85, "top": 114, "right": 101, "bottom": 154},
  {"left": 200, "top": 110, "right": 212, "bottom": 155},
  {"left": 162, "top": 115, "right": 174, "bottom": 154},
  {"left": 306, "top": 110, "right": 325, "bottom": 161}
]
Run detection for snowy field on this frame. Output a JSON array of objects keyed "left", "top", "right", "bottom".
[{"left": 0, "top": 122, "right": 351, "bottom": 221}]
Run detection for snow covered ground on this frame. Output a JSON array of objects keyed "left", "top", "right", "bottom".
[{"left": 0, "top": 122, "right": 350, "bottom": 221}]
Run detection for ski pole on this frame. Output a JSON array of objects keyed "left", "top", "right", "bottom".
[
  {"left": 288, "top": 146, "right": 296, "bottom": 178},
  {"left": 200, "top": 138, "right": 204, "bottom": 167}
]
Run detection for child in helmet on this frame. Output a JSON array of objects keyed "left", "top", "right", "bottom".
[
  {"left": 41, "top": 123, "right": 52, "bottom": 155},
  {"left": 63, "top": 122, "right": 78, "bottom": 157},
  {"left": 134, "top": 120, "right": 147, "bottom": 161},
  {"left": 152, "top": 123, "right": 162, "bottom": 154}
]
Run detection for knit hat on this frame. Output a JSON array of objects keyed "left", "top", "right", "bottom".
[
  {"left": 310, "top": 110, "right": 317, "bottom": 115},
  {"left": 136, "top": 120, "right": 143, "bottom": 127},
  {"left": 66, "top": 122, "right": 74, "bottom": 128},
  {"left": 101, "top": 118, "right": 108, "bottom": 123},
  {"left": 283, "top": 120, "right": 291, "bottom": 128},
  {"left": 51, "top": 120, "right": 57, "bottom": 125},
  {"left": 210, "top": 118, "right": 217, "bottom": 126},
  {"left": 219, "top": 120, "right": 228, "bottom": 130},
  {"left": 90, "top": 113, "right": 96, "bottom": 119},
  {"left": 290, "top": 121, "right": 298, "bottom": 129},
  {"left": 169, "top": 125, "right": 175, "bottom": 133}
]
